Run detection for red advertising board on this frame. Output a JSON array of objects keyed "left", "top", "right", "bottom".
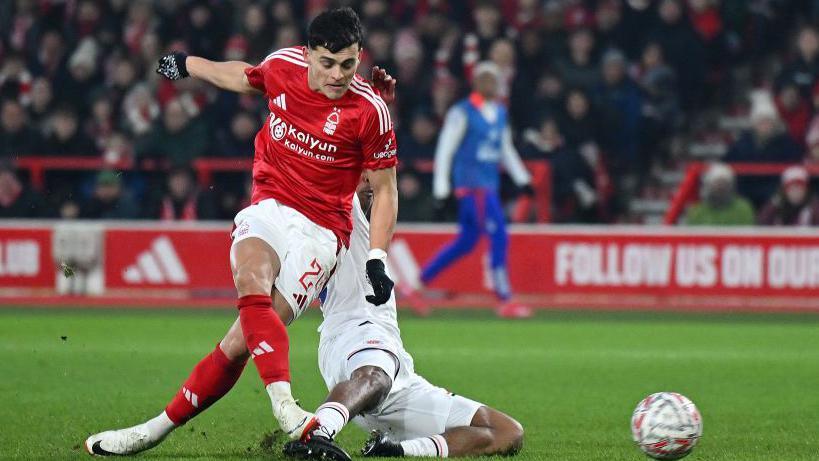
[
  {"left": 2, "top": 222, "right": 819, "bottom": 310},
  {"left": 104, "top": 228, "right": 234, "bottom": 291},
  {"left": 0, "top": 228, "right": 54, "bottom": 288},
  {"left": 390, "top": 227, "right": 819, "bottom": 309}
]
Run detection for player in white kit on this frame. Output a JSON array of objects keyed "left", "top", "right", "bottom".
[{"left": 285, "top": 183, "right": 524, "bottom": 459}]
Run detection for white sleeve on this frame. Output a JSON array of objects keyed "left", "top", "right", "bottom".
[
  {"left": 432, "top": 106, "right": 467, "bottom": 200},
  {"left": 501, "top": 126, "right": 531, "bottom": 186}
]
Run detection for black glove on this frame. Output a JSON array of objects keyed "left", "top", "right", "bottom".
[
  {"left": 365, "top": 259, "right": 394, "bottom": 305},
  {"left": 156, "top": 52, "right": 189, "bottom": 80},
  {"left": 519, "top": 184, "right": 535, "bottom": 197}
]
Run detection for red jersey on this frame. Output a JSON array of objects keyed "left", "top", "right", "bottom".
[{"left": 244, "top": 47, "right": 397, "bottom": 246}]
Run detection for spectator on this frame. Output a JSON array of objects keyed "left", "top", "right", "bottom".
[
  {"left": 135, "top": 98, "right": 208, "bottom": 166},
  {"left": 216, "top": 111, "right": 257, "bottom": 158},
  {"left": 725, "top": 90, "right": 802, "bottom": 164},
  {"left": 558, "top": 88, "right": 605, "bottom": 150},
  {"left": 556, "top": 28, "right": 600, "bottom": 91},
  {"left": 648, "top": 0, "right": 707, "bottom": 110},
  {"left": 521, "top": 118, "right": 599, "bottom": 222},
  {"left": 685, "top": 163, "right": 755, "bottom": 225},
  {"left": 144, "top": 167, "right": 216, "bottom": 220},
  {"left": 61, "top": 37, "right": 101, "bottom": 113},
  {"left": 1, "top": 98, "right": 43, "bottom": 158},
  {"left": 241, "top": 3, "right": 276, "bottom": 63},
  {"left": 776, "top": 26, "right": 819, "bottom": 97},
  {"left": 634, "top": 42, "right": 680, "bottom": 161},
  {"left": 758, "top": 165, "right": 819, "bottom": 225},
  {"left": 397, "top": 169, "right": 434, "bottom": 222},
  {"left": 726, "top": 90, "right": 803, "bottom": 206},
  {"left": 80, "top": 170, "right": 139, "bottom": 219},
  {"left": 399, "top": 109, "right": 438, "bottom": 162},
  {"left": 28, "top": 77, "right": 55, "bottom": 127},
  {"left": 595, "top": 0, "right": 628, "bottom": 53},
  {"left": 517, "top": 71, "right": 564, "bottom": 129},
  {"left": 0, "top": 162, "right": 48, "bottom": 218},
  {"left": 41, "top": 106, "right": 97, "bottom": 156},
  {"left": 596, "top": 48, "right": 643, "bottom": 174},
  {"left": 776, "top": 82, "right": 811, "bottom": 146}
]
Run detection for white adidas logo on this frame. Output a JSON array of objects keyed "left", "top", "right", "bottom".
[
  {"left": 273, "top": 93, "right": 287, "bottom": 110},
  {"left": 122, "top": 236, "right": 189, "bottom": 284},
  {"left": 250, "top": 340, "right": 275, "bottom": 358},
  {"left": 182, "top": 386, "right": 199, "bottom": 408}
]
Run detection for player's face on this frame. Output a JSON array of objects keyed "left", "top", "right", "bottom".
[{"left": 305, "top": 45, "right": 361, "bottom": 100}]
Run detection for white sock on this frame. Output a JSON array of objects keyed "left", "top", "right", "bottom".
[
  {"left": 144, "top": 411, "right": 176, "bottom": 441},
  {"left": 400, "top": 435, "right": 449, "bottom": 458},
  {"left": 314, "top": 402, "right": 349, "bottom": 438},
  {"left": 265, "top": 380, "right": 293, "bottom": 404}
]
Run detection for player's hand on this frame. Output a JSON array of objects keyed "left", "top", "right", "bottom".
[
  {"left": 371, "top": 66, "right": 396, "bottom": 105},
  {"left": 365, "top": 258, "right": 394, "bottom": 305},
  {"left": 156, "top": 52, "right": 189, "bottom": 80}
]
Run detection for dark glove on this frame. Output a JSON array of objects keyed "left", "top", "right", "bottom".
[
  {"left": 365, "top": 259, "right": 394, "bottom": 305},
  {"left": 519, "top": 184, "right": 535, "bottom": 197},
  {"left": 156, "top": 52, "right": 189, "bottom": 80}
]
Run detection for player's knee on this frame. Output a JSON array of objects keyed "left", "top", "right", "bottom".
[
  {"left": 493, "top": 415, "right": 524, "bottom": 456},
  {"left": 351, "top": 365, "right": 392, "bottom": 404},
  {"left": 474, "top": 407, "right": 524, "bottom": 456}
]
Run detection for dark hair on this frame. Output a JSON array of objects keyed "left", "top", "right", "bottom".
[{"left": 307, "top": 7, "right": 363, "bottom": 53}]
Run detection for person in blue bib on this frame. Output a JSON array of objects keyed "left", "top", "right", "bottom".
[{"left": 421, "top": 61, "right": 533, "bottom": 318}]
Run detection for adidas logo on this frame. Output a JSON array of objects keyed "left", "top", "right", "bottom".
[
  {"left": 122, "top": 236, "right": 189, "bottom": 284},
  {"left": 293, "top": 293, "right": 308, "bottom": 310},
  {"left": 250, "top": 340, "right": 275, "bottom": 358},
  {"left": 273, "top": 93, "right": 287, "bottom": 110},
  {"left": 182, "top": 386, "right": 199, "bottom": 408}
]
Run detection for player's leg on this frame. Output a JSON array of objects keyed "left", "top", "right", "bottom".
[
  {"left": 232, "top": 236, "right": 318, "bottom": 439},
  {"left": 364, "top": 403, "right": 524, "bottom": 458},
  {"left": 433, "top": 406, "right": 524, "bottom": 457},
  {"left": 285, "top": 363, "right": 392, "bottom": 461},
  {"left": 484, "top": 191, "right": 531, "bottom": 318},
  {"left": 84, "top": 319, "right": 250, "bottom": 456},
  {"left": 312, "top": 350, "right": 396, "bottom": 438},
  {"left": 420, "top": 193, "right": 481, "bottom": 284}
]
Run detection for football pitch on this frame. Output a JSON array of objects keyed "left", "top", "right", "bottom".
[{"left": 2, "top": 308, "right": 819, "bottom": 460}]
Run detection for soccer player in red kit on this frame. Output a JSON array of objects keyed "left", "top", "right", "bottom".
[{"left": 85, "top": 8, "right": 397, "bottom": 460}]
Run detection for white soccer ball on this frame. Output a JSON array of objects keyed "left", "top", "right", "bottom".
[{"left": 631, "top": 392, "right": 702, "bottom": 460}]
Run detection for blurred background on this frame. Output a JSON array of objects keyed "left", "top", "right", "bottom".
[{"left": 0, "top": 0, "right": 818, "bottom": 309}]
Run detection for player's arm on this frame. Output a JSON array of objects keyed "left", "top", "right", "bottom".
[
  {"left": 500, "top": 126, "right": 533, "bottom": 193},
  {"left": 156, "top": 52, "right": 261, "bottom": 95},
  {"left": 432, "top": 106, "right": 468, "bottom": 200},
  {"left": 366, "top": 166, "right": 398, "bottom": 253},
  {"left": 364, "top": 166, "right": 397, "bottom": 305}
]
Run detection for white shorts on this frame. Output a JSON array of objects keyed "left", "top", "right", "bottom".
[
  {"left": 231, "top": 199, "right": 342, "bottom": 321},
  {"left": 318, "top": 321, "right": 484, "bottom": 441}
]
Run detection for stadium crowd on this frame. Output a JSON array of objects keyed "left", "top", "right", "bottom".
[{"left": 1, "top": 0, "right": 818, "bottom": 224}]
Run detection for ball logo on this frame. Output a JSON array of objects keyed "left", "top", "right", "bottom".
[{"left": 269, "top": 114, "right": 287, "bottom": 141}]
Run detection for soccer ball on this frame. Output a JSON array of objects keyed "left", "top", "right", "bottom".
[{"left": 631, "top": 392, "right": 702, "bottom": 460}]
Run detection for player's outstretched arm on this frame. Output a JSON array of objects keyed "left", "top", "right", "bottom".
[
  {"left": 156, "top": 52, "right": 260, "bottom": 95},
  {"left": 364, "top": 166, "right": 397, "bottom": 305}
]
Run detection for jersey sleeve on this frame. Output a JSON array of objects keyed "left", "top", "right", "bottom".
[
  {"left": 359, "top": 98, "right": 398, "bottom": 170},
  {"left": 244, "top": 59, "right": 276, "bottom": 94},
  {"left": 244, "top": 48, "right": 305, "bottom": 95}
]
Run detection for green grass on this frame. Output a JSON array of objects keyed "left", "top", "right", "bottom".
[{"left": 2, "top": 308, "right": 819, "bottom": 460}]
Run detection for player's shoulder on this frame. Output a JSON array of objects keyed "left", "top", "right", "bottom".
[
  {"left": 347, "top": 75, "right": 392, "bottom": 135},
  {"left": 260, "top": 46, "right": 308, "bottom": 69}
]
